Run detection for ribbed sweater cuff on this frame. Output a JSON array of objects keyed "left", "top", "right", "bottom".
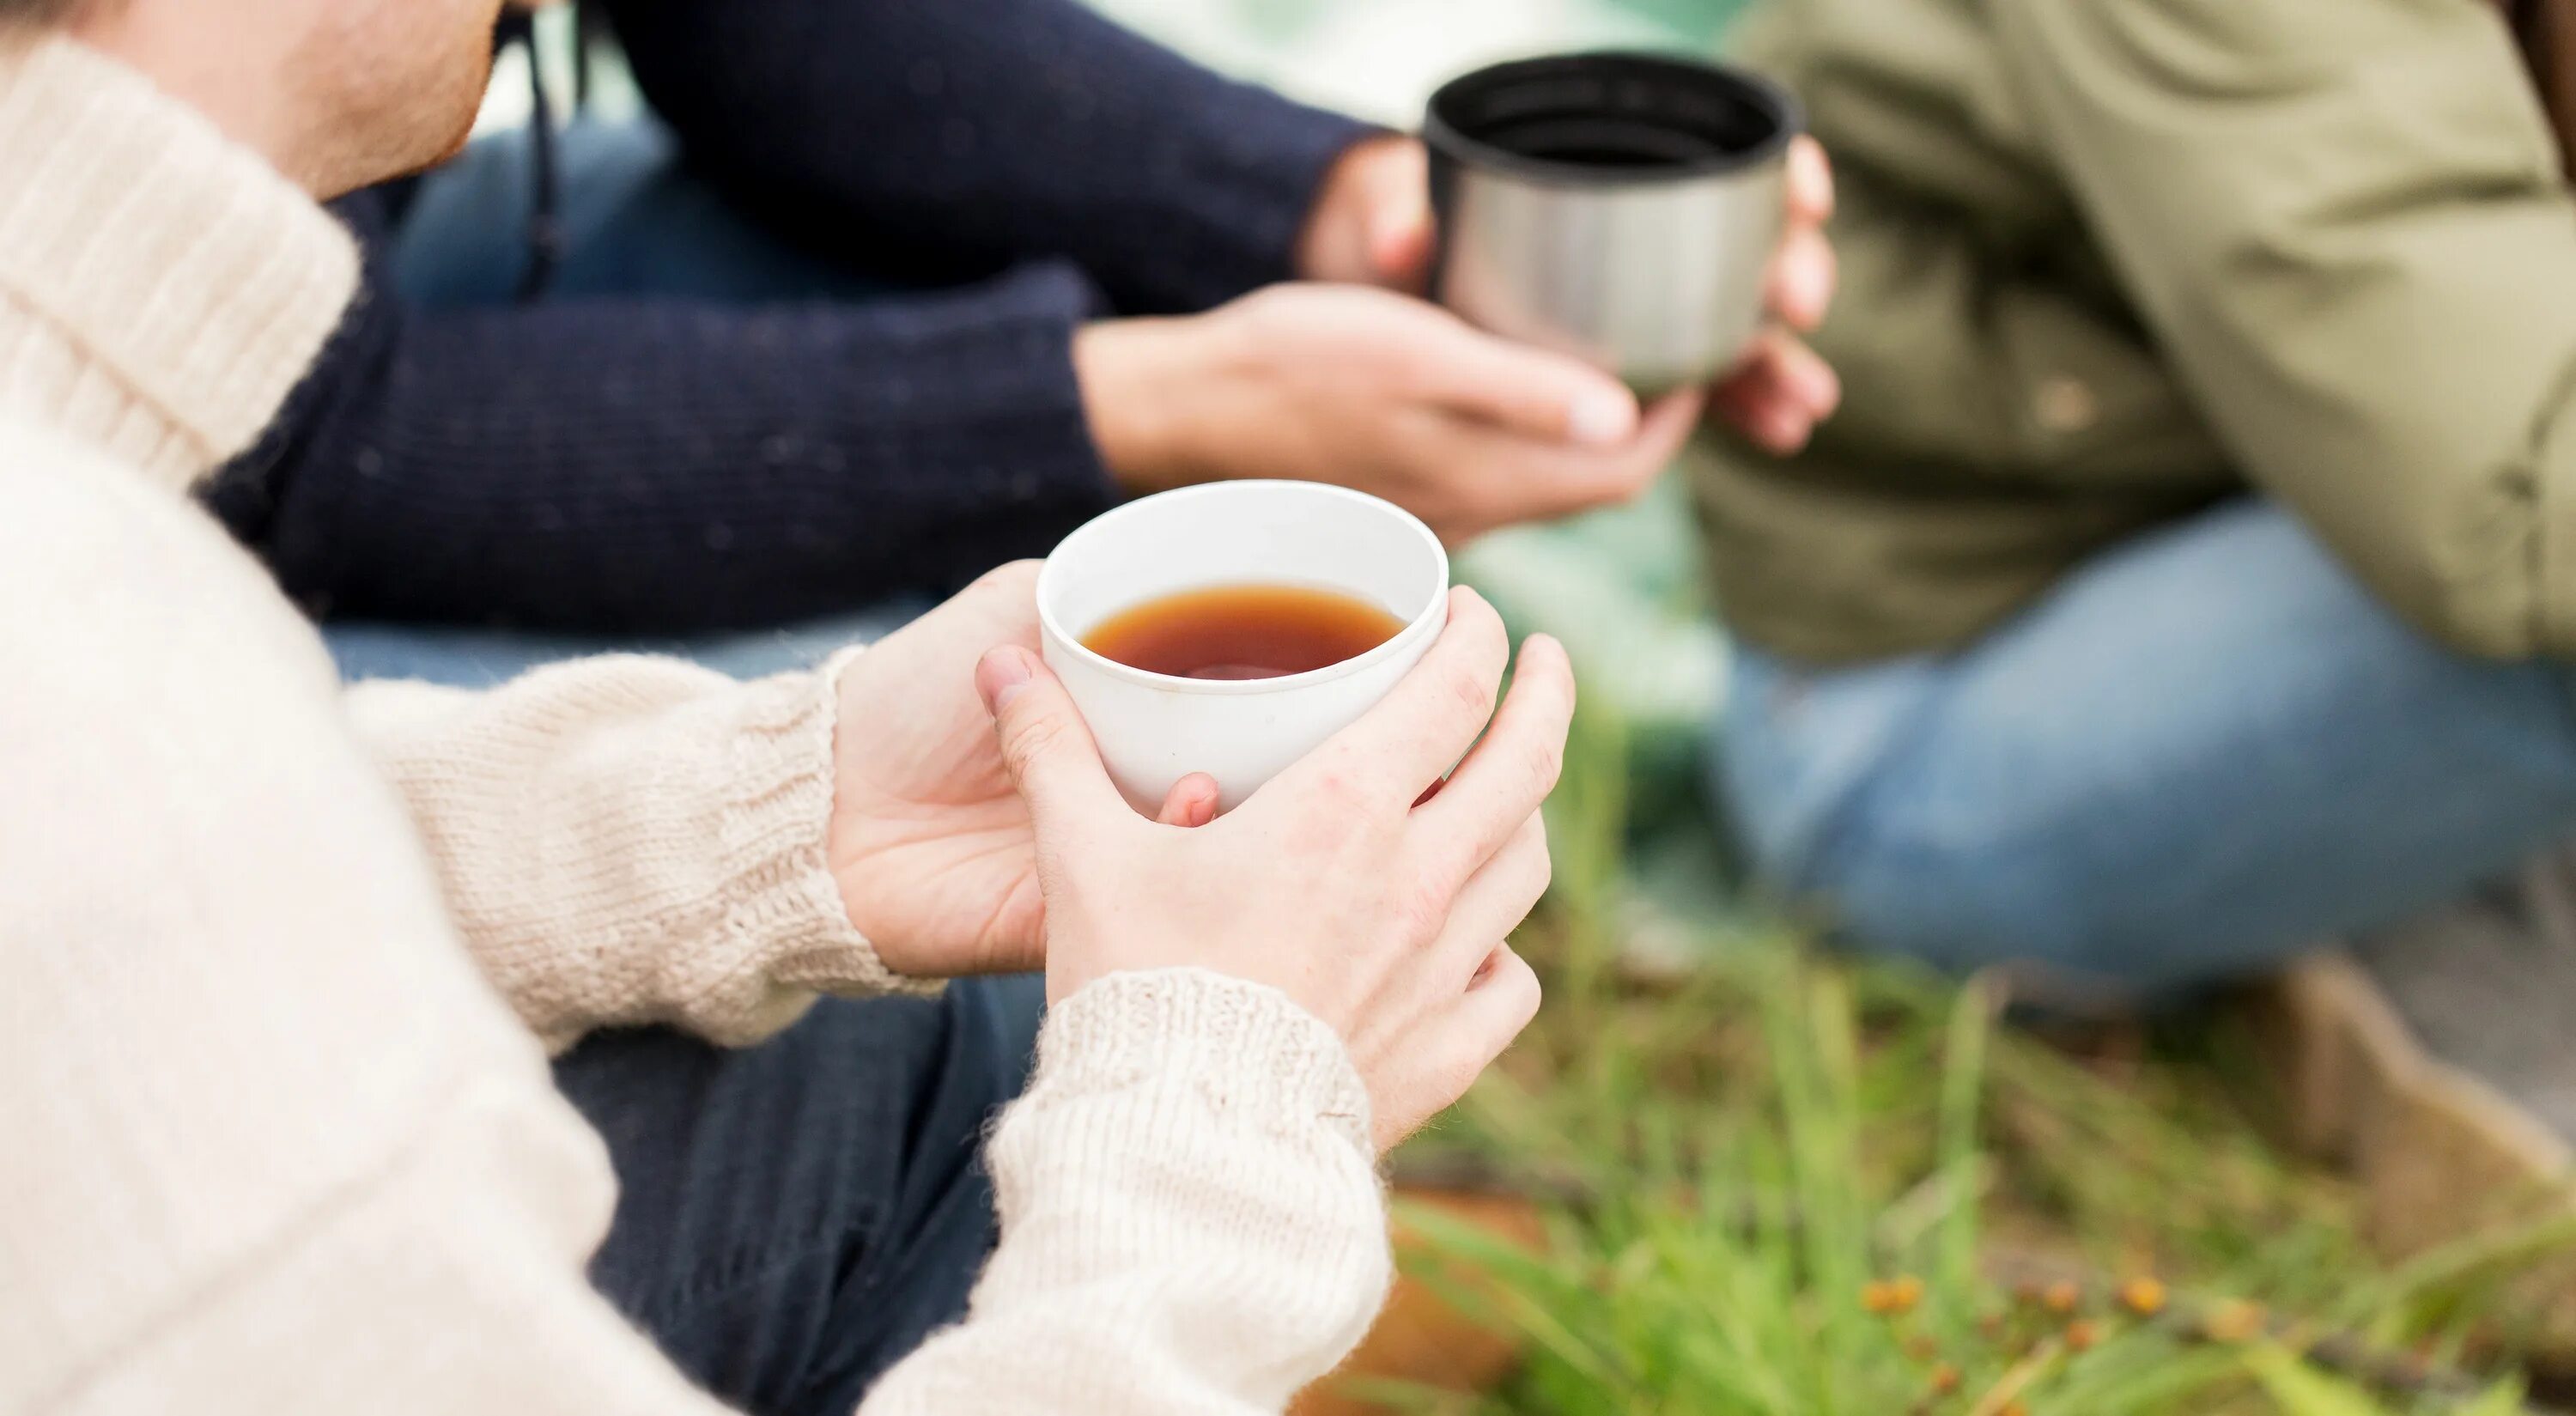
[
  {"left": 358, "top": 650, "right": 937, "bottom": 1055},
  {"left": 1027, "top": 969, "right": 1372, "bottom": 1152},
  {"left": 1154, "top": 98, "right": 1374, "bottom": 310},
  {"left": 867, "top": 969, "right": 1387, "bottom": 1409},
  {"left": 680, "top": 650, "right": 943, "bottom": 1034}
]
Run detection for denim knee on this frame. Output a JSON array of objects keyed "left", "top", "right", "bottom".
[
  {"left": 953, "top": 972, "right": 1046, "bottom": 1106},
  {"left": 1801, "top": 808, "right": 2153, "bottom": 986}
]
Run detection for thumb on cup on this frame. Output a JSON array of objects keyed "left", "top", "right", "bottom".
[
  {"left": 1364, "top": 165, "right": 1436, "bottom": 291},
  {"left": 1155, "top": 772, "right": 1222, "bottom": 829},
  {"left": 976, "top": 646, "right": 1125, "bottom": 826},
  {"left": 1371, "top": 203, "right": 1436, "bottom": 292}
]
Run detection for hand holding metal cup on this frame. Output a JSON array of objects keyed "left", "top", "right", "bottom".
[{"left": 1425, "top": 52, "right": 1803, "bottom": 397}]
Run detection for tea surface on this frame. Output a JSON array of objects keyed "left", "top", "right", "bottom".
[{"left": 1081, "top": 583, "right": 1406, "bottom": 681}]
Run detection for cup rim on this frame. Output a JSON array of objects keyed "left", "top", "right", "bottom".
[
  {"left": 1036, "top": 481, "right": 1452, "bottom": 697},
  {"left": 1423, "top": 50, "right": 1801, "bottom": 190}
]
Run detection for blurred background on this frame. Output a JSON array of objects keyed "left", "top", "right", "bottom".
[{"left": 457, "top": 3, "right": 2576, "bottom": 1412}]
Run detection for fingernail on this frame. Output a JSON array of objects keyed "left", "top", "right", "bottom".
[
  {"left": 975, "top": 647, "right": 1035, "bottom": 714},
  {"left": 1568, "top": 388, "right": 1638, "bottom": 447}
]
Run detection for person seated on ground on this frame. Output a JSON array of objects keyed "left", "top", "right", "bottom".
[
  {"left": 0, "top": 1, "right": 1568, "bottom": 1410},
  {"left": 1685, "top": 0, "right": 2576, "bottom": 999},
  {"left": 208, "top": 0, "right": 1840, "bottom": 688}
]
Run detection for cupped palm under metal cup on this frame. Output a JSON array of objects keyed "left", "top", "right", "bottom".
[
  {"left": 1037, "top": 481, "right": 1451, "bottom": 815},
  {"left": 1425, "top": 52, "right": 1800, "bottom": 395}
]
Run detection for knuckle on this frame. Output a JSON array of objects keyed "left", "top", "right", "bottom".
[
  {"left": 1240, "top": 285, "right": 1295, "bottom": 322},
  {"left": 1232, "top": 291, "right": 1303, "bottom": 355},
  {"left": 1285, "top": 774, "right": 1381, "bottom": 848},
  {"left": 1304, "top": 757, "right": 1375, "bottom": 814},
  {"left": 971, "top": 559, "right": 1042, "bottom": 599},
  {"left": 1444, "top": 660, "right": 1499, "bottom": 720},
  {"left": 1401, "top": 876, "right": 1455, "bottom": 943},
  {"left": 1004, "top": 714, "right": 1069, "bottom": 774},
  {"left": 1388, "top": 352, "right": 1445, "bottom": 402},
  {"left": 1333, "top": 765, "right": 1382, "bottom": 808},
  {"left": 1522, "top": 733, "right": 1566, "bottom": 799}
]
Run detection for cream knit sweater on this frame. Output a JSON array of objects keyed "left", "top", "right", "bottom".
[{"left": 0, "top": 34, "right": 1388, "bottom": 1416}]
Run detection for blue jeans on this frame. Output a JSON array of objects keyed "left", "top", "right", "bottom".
[
  {"left": 324, "top": 119, "right": 908, "bottom": 688},
  {"left": 1714, "top": 500, "right": 2576, "bottom": 994},
  {"left": 554, "top": 976, "right": 1045, "bottom": 1415}
]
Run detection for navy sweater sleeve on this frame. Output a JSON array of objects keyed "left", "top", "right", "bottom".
[
  {"left": 601, "top": 0, "right": 1372, "bottom": 315},
  {"left": 209, "top": 0, "right": 1368, "bottom": 632},
  {"left": 210, "top": 191, "right": 1119, "bottom": 631}
]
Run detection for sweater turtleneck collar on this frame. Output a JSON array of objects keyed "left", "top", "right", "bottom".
[{"left": 0, "top": 32, "right": 357, "bottom": 490}]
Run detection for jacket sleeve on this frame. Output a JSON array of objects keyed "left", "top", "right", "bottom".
[
  {"left": 598, "top": 0, "right": 1371, "bottom": 316},
  {"left": 207, "top": 192, "right": 1119, "bottom": 633},
  {"left": 1990, "top": 0, "right": 2576, "bottom": 657}
]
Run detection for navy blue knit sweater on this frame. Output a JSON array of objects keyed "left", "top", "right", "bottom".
[{"left": 204, "top": 0, "right": 1366, "bottom": 632}]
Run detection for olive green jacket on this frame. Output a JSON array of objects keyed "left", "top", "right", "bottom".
[{"left": 1692, "top": 0, "right": 2576, "bottom": 664}]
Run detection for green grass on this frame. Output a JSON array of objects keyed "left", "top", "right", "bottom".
[{"left": 1376, "top": 690, "right": 2576, "bottom": 1415}]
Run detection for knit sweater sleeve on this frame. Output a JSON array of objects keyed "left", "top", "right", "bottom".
[
  {"left": 601, "top": 0, "right": 1371, "bottom": 317},
  {"left": 863, "top": 971, "right": 1393, "bottom": 1415},
  {"left": 208, "top": 203, "right": 1119, "bottom": 633},
  {"left": 343, "top": 649, "right": 927, "bottom": 1054}
]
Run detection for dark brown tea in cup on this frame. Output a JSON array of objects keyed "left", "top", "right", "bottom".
[{"left": 1082, "top": 583, "right": 1406, "bottom": 681}]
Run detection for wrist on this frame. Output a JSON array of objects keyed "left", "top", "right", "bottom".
[
  {"left": 1029, "top": 969, "right": 1372, "bottom": 1152},
  {"left": 1074, "top": 317, "right": 1224, "bottom": 496}
]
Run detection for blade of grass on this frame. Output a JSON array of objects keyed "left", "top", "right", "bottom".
[{"left": 1938, "top": 972, "right": 1996, "bottom": 1315}]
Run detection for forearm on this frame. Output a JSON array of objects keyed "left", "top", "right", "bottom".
[
  {"left": 862, "top": 969, "right": 1392, "bottom": 1415},
  {"left": 601, "top": 0, "right": 1369, "bottom": 313},
  {"left": 346, "top": 653, "right": 929, "bottom": 1054},
  {"left": 211, "top": 237, "right": 1118, "bottom": 633},
  {"left": 1992, "top": 0, "right": 2576, "bottom": 656}
]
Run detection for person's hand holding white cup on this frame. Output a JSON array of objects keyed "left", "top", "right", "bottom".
[
  {"left": 1034, "top": 480, "right": 1451, "bottom": 813},
  {"left": 975, "top": 580, "right": 1563, "bottom": 1151}
]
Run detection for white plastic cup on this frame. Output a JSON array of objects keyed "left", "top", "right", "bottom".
[{"left": 1037, "top": 481, "right": 1452, "bottom": 812}]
